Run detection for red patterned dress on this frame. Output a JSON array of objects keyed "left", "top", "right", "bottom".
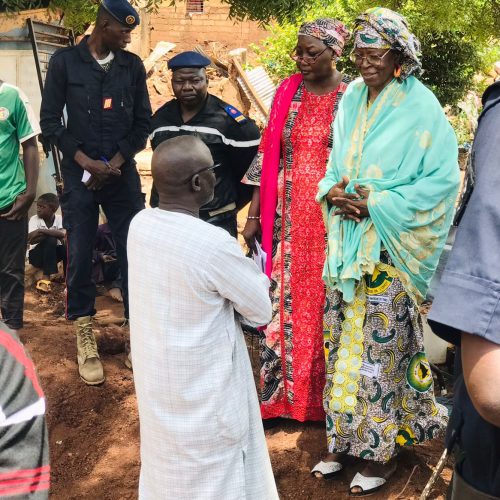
[{"left": 243, "top": 76, "right": 351, "bottom": 421}]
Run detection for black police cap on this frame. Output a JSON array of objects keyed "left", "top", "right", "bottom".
[
  {"left": 168, "top": 51, "right": 211, "bottom": 71},
  {"left": 101, "top": 0, "right": 140, "bottom": 28}
]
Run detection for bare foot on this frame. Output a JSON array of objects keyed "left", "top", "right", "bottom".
[{"left": 108, "top": 287, "right": 123, "bottom": 302}]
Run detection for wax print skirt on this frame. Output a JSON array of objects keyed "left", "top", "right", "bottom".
[{"left": 323, "top": 257, "right": 448, "bottom": 463}]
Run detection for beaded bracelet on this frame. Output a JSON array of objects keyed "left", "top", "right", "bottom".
[{"left": 247, "top": 216, "right": 260, "bottom": 220}]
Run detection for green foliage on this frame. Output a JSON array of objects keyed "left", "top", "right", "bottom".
[
  {"left": 253, "top": 0, "right": 500, "bottom": 106},
  {"left": 446, "top": 90, "right": 481, "bottom": 146},
  {"left": 1, "top": 0, "right": 163, "bottom": 34},
  {"left": 47, "top": 0, "right": 98, "bottom": 34},
  {"left": 447, "top": 112, "right": 474, "bottom": 146},
  {"left": 48, "top": 0, "right": 163, "bottom": 33},
  {"left": 0, "top": 0, "right": 43, "bottom": 13},
  {"left": 479, "top": 44, "right": 500, "bottom": 72},
  {"left": 250, "top": 24, "right": 296, "bottom": 81},
  {"left": 4, "top": 0, "right": 499, "bottom": 104},
  {"left": 225, "top": 0, "right": 500, "bottom": 37},
  {"left": 419, "top": 32, "right": 480, "bottom": 106},
  {"left": 224, "top": 0, "right": 310, "bottom": 24}
]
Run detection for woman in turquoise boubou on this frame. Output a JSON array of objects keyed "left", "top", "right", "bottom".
[{"left": 312, "top": 7, "right": 460, "bottom": 496}]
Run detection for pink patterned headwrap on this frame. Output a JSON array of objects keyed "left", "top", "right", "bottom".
[{"left": 298, "top": 18, "right": 350, "bottom": 59}]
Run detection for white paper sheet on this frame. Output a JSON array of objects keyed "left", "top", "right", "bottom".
[
  {"left": 252, "top": 240, "right": 267, "bottom": 273},
  {"left": 359, "top": 361, "right": 381, "bottom": 380},
  {"left": 81, "top": 170, "right": 91, "bottom": 183}
]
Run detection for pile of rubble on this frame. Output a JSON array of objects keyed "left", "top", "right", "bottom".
[{"left": 144, "top": 41, "right": 274, "bottom": 125}]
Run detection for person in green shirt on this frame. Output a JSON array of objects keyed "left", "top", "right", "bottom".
[{"left": 0, "top": 80, "right": 40, "bottom": 332}]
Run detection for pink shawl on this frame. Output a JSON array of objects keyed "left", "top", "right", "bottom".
[{"left": 260, "top": 73, "right": 303, "bottom": 276}]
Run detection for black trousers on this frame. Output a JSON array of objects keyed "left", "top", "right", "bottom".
[
  {"left": 0, "top": 213, "right": 27, "bottom": 330},
  {"left": 28, "top": 238, "right": 66, "bottom": 276},
  {"left": 93, "top": 259, "right": 122, "bottom": 290},
  {"left": 203, "top": 212, "right": 238, "bottom": 238},
  {"left": 102, "top": 260, "right": 122, "bottom": 290},
  {"left": 60, "top": 166, "right": 144, "bottom": 320},
  {"left": 446, "top": 349, "right": 500, "bottom": 498}
]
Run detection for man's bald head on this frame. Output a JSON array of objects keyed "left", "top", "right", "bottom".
[{"left": 152, "top": 136, "right": 215, "bottom": 210}]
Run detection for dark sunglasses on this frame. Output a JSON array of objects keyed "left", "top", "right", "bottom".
[{"left": 179, "top": 163, "right": 221, "bottom": 184}]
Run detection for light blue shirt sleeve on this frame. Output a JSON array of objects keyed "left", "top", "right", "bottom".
[{"left": 429, "top": 84, "right": 500, "bottom": 346}]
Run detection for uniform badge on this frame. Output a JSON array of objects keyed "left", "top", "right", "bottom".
[
  {"left": 126, "top": 15, "right": 136, "bottom": 25},
  {"left": 103, "top": 97, "right": 113, "bottom": 110},
  {"left": 0, "top": 107, "right": 10, "bottom": 121},
  {"left": 224, "top": 105, "right": 247, "bottom": 124}
]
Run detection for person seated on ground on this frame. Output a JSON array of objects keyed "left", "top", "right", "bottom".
[
  {"left": 0, "top": 320, "right": 50, "bottom": 498},
  {"left": 92, "top": 219, "right": 123, "bottom": 303},
  {"left": 127, "top": 135, "right": 279, "bottom": 500},
  {"left": 28, "top": 192, "right": 66, "bottom": 290}
]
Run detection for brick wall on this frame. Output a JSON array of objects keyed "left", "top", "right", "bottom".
[
  {"left": 150, "top": 0, "right": 267, "bottom": 51},
  {"left": 0, "top": 8, "right": 55, "bottom": 33}
]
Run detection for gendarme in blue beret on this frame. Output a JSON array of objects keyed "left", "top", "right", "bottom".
[
  {"left": 101, "top": 0, "right": 140, "bottom": 28},
  {"left": 168, "top": 51, "right": 211, "bottom": 71}
]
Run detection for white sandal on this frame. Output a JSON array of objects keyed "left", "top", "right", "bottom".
[
  {"left": 349, "top": 472, "right": 387, "bottom": 496},
  {"left": 311, "top": 460, "right": 343, "bottom": 479}
]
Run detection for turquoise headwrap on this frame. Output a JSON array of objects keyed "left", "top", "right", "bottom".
[{"left": 353, "top": 7, "right": 422, "bottom": 80}]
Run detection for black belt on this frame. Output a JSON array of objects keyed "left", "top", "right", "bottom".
[{"left": 0, "top": 203, "right": 13, "bottom": 215}]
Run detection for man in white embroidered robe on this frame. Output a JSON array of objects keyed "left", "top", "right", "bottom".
[{"left": 128, "top": 135, "right": 278, "bottom": 500}]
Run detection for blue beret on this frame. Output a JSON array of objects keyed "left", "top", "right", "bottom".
[
  {"left": 101, "top": 0, "right": 140, "bottom": 28},
  {"left": 168, "top": 51, "right": 211, "bottom": 71}
]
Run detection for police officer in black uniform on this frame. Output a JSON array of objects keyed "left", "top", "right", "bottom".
[
  {"left": 40, "top": 0, "right": 151, "bottom": 385},
  {"left": 149, "top": 51, "right": 260, "bottom": 237}
]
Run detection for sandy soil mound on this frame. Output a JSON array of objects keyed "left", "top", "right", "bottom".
[{"left": 20, "top": 285, "right": 451, "bottom": 499}]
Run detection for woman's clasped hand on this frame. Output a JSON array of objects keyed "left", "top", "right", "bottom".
[{"left": 326, "top": 175, "right": 370, "bottom": 222}]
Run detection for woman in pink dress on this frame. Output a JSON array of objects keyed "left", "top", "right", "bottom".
[{"left": 242, "top": 19, "right": 352, "bottom": 423}]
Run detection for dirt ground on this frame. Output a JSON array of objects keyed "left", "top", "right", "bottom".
[{"left": 19, "top": 283, "right": 452, "bottom": 500}]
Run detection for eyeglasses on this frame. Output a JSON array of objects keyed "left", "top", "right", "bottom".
[
  {"left": 290, "top": 46, "right": 329, "bottom": 65},
  {"left": 349, "top": 49, "right": 391, "bottom": 67},
  {"left": 179, "top": 163, "right": 221, "bottom": 184}
]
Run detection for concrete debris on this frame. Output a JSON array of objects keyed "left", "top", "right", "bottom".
[
  {"left": 143, "top": 41, "right": 176, "bottom": 75},
  {"left": 144, "top": 41, "right": 272, "bottom": 125}
]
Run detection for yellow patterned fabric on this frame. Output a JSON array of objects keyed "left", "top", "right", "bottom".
[
  {"left": 325, "top": 280, "right": 366, "bottom": 414},
  {"left": 323, "top": 259, "right": 448, "bottom": 462}
]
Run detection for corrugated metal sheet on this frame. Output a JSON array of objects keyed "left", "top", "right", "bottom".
[{"left": 237, "top": 66, "right": 275, "bottom": 122}]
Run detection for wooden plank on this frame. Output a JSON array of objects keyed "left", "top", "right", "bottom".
[{"left": 194, "top": 44, "right": 228, "bottom": 77}]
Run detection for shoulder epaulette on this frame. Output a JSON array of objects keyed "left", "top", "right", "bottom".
[{"left": 224, "top": 104, "right": 247, "bottom": 124}]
